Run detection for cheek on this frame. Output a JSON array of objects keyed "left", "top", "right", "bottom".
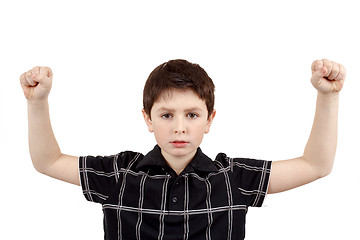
[
  {"left": 152, "top": 123, "right": 169, "bottom": 140},
  {"left": 191, "top": 121, "right": 208, "bottom": 135}
]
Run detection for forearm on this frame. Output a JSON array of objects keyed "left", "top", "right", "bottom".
[
  {"left": 303, "top": 92, "right": 339, "bottom": 177},
  {"left": 27, "top": 100, "right": 61, "bottom": 173}
]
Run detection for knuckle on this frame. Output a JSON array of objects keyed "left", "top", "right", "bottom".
[
  {"left": 325, "top": 61, "right": 332, "bottom": 67},
  {"left": 47, "top": 67, "right": 53, "bottom": 76},
  {"left": 339, "top": 70, "right": 346, "bottom": 79},
  {"left": 20, "top": 73, "right": 26, "bottom": 83},
  {"left": 323, "top": 59, "right": 332, "bottom": 68},
  {"left": 340, "top": 64, "right": 346, "bottom": 72},
  {"left": 40, "top": 66, "right": 53, "bottom": 76},
  {"left": 312, "top": 60, "right": 323, "bottom": 71},
  {"left": 31, "top": 66, "right": 40, "bottom": 73}
]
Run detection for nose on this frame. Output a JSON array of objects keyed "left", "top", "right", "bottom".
[
  {"left": 175, "top": 129, "right": 186, "bottom": 134},
  {"left": 174, "top": 118, "right": 186, "bottom": 134}
]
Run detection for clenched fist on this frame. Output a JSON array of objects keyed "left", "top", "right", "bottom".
[
  {"left": 311, "top": 59, "right": 346, "bottom": 94},
  {"left": 20, "top": 66, "right": 53, "bottom": 101}
]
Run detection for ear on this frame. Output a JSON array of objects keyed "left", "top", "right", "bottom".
[
  {"left": 142, "top": 109, "right": 154, "bottom": 132},
  {"left": 205, "top": 110, "right": 216, "bottom": 134}
]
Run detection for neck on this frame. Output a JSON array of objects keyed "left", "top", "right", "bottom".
[{"left": 161, "top": 149, "right": 196, "bottom": 175}]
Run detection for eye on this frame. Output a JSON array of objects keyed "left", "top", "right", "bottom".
[
  {"left": 187, "top": 113, "right": 198, "bottom": 119},
  {"left": 161, "top": 113, "right": 173, "bottom": 119}
]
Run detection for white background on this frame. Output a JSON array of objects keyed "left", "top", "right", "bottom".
[{"left": 1, "top": 0, "right": 359, "bottom": 239}]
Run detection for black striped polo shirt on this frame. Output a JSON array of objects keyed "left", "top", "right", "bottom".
[{"left": 79, "top": 145, "right": 272, "bottom": 240}]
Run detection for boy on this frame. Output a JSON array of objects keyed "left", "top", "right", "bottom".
[{"left": 20, "top": 59, "right": 346, "bottom": 239}]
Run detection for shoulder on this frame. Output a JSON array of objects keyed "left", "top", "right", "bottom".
[
  {"left": 116, "top": 150, "right": 144, "bottom": 164},
  {"left": 80, "top": 150, "right": 145, "bottom": 171},
  {"left": 214, "top": 152, "right": 272, "bottom": 171}
]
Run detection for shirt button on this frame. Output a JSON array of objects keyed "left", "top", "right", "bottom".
[{"left": 172, "top": 197, "right": 178, "bottom": 203}]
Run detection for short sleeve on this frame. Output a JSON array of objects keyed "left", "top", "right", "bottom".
[
  {"left": 79, "top": 154, "right": 121, "bottom": 204},
  {"left": 232, "top": 157, "right": 272, "bottom": 207}
]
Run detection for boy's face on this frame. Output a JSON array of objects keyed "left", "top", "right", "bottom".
[{"left": 142, "top": 89, "right": 216, "bottom": 163}]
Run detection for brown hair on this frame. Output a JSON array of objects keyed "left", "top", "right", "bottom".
[{"left": 143, "top": 59, "right": 215, "bottom": 119}]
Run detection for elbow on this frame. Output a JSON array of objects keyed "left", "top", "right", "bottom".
[
  {"left": 31, "top": 157, "right": 55, "bottom": 176},
  {"left": 30, "top": 153, "right": 61, "bottom": 176},
  {"left": 303, "top": 155, "right": 334, "bottom": 179},
  {"left": 32, "top": 162, "right": 48, "bottom": 175},
  {"left": 317, "top": 164, "right": 333, "bottom": 179}
]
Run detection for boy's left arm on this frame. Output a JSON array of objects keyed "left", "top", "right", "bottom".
[{"left": 268, "top": 59, "right": 346, "bottom": 194}]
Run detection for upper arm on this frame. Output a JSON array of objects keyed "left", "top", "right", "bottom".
[
  {"left": 40, "top": 154, "right": 80, "bottom": 186},
  {"left": 268, "top": 157, "right": 324, "bottom": 194}
]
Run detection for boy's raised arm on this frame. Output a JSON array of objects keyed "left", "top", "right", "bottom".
[
  {"left": 268, "top": 59, "right": 346, "bottom": 194},
  {"left": 20, "top": 67, "right": 80, "bottom": 186}
]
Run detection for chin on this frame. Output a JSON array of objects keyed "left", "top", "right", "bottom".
[{"left": 170, "top": 147, "right": 196, "bottom": 157}]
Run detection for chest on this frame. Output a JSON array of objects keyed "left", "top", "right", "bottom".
[
  {"left": 106, "top": 171, "right": 247, "bottom": 210},
  {"left": 102, "top": 171, "right": 247, "bottom": 239}
]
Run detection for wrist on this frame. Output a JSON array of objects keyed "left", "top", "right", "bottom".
[
  {"left": 27, "top": 98, "right": 49, "bottom": 108},
  {"left": 316, "top": 91, "right": 339, "bottom": 108},
  {"left": 317, "top": 91, "right": 339, "bottom": 100}
]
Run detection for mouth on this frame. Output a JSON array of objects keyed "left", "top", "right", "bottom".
[{"left": 171, "top": 140, "right": 189, "bottom": 147}]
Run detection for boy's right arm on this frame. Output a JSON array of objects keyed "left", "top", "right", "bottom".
[{"left": 20, "top": 67, "right": 80, "bottom": 186}]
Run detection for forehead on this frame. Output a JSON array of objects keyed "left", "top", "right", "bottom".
[{"left": 152, "top": 88, "right": 206, "bottom": 111}]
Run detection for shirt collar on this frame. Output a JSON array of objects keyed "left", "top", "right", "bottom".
[{"left": 136, "top": 145, "right": 218, "bottom": 173}]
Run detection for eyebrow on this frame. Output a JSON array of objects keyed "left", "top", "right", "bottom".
[{"left": 155, "top": 107, "right": 203, "bottom": 113}]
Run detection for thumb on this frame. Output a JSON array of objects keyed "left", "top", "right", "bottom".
[
  {"left": 320, "top": 66, "right": 328, "bottom": 77},
  {"left": 312, "top": 67, "right": 327, "bottom": 80},
  {"left": 311, "top": 67, "right": 328, "bottom": 88},
  {"left": 35, "top": 74, "right": 52, "bottom": 90}
]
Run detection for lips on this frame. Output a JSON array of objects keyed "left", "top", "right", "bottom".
[
  {"left": 171, "top": 140, "right": 189, "bottom": 148},
  {"left": 171, "top": 140, "right": 188, "bottom": 143}
]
